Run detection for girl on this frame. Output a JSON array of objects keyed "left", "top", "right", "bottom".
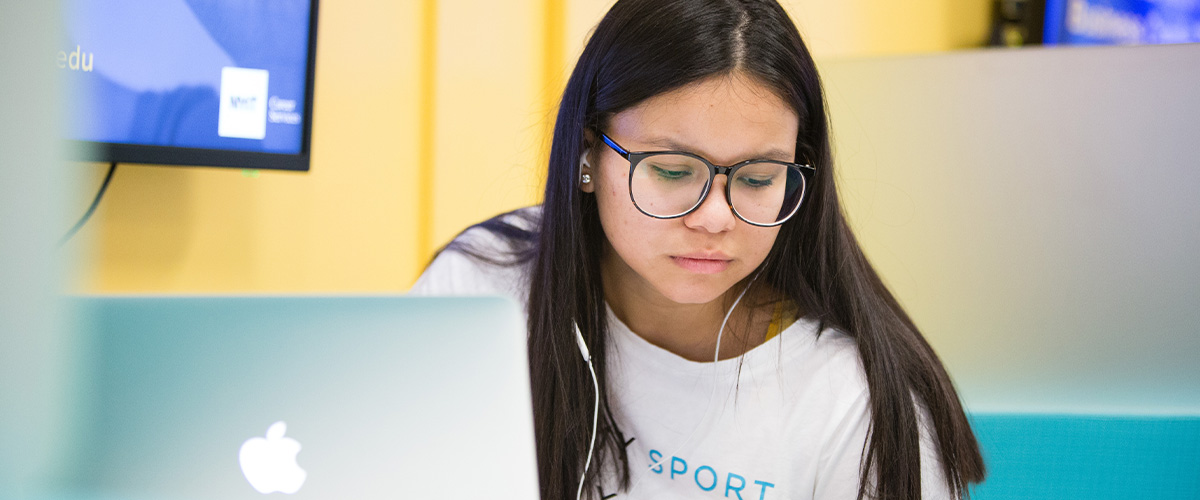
[{"left": 412, "top": 0, "right": 986, "bottom": 498}]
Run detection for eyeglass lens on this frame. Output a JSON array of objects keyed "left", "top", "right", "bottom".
[{"left": 629, "top": 154, "right": 805, "bottom": 225}]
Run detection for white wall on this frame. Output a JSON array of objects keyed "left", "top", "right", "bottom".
[{"left": 821, "top": 43, "right": 1200, "bottom": 414}]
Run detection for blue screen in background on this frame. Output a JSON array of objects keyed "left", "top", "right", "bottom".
[
  {"left": 62, "top": 0, "right": 312, "bottom": 156},
  {"left": 1045, "top": 0, "right": 1200, "bottom": 45}
]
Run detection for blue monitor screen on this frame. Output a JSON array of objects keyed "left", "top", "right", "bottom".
[
  {"left": 1044, "top": 0, "right": 1200, "bottom": 46},
  {"left": 62, "top": 0, "right": 318, "bottom": 170}
]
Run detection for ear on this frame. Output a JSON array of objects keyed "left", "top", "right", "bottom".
[
  {"left": 579, "top": 128, "right": 597, "bottom": 193},
  {"left": 579, "top": 151, "right": 595, "bottom": 193}
]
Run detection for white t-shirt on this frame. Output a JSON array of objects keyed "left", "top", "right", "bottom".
[{"left": 410, "top": 209, "right": 950, "bottom": 500}]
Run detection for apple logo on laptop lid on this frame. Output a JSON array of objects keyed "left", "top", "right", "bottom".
[{"left": 239, "top": 421, "right": 307, "bottom": 494}]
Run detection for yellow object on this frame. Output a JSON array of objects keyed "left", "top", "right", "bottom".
[{"left": 765, "top": 300, "right": 800, "bottom": 342}]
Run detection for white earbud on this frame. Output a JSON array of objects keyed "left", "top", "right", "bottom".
[
  {"left": 574, "top": 324, "right": 591, "bottom": 361},
  {"left": 579, "top": 153, "right": 592, "bottom": 184}
]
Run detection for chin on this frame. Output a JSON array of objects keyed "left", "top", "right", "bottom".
[{"left": 657, "top": 281, "right": 733, "bottom": 305}]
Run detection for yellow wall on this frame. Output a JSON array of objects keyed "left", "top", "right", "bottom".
[
  {"left": 73, "top": 0, "right": 424, "bottom": 292},
  {"left": 430, "top": 0, "right": 548, "bottom": 260},
  {"left": 781, "top": 0, "right": 991, "bottom": 58},
  {"left": 74, "top": 0, "right": 991, "bottom": 293}
]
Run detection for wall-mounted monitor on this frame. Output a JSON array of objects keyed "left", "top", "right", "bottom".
[
  {"left": 1044, "top": 0, "right": 1200, "bottom": 46},
  {"left": 62, "top": 0, "right": 319, "bottom": 171}
]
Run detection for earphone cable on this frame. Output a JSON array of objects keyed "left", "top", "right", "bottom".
[{"left": 576, "top": 341, "right": 600, "bottom": 500}]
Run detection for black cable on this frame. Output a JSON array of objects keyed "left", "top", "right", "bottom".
[{"left": 59, "top": 162, "right": 117, "bottom": 247}]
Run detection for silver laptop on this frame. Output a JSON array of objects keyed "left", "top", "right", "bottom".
[{"left": 63, "top": 296, "right": 539, "bottom": 499}]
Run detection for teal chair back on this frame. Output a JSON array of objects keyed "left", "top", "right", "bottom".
[{"left": 969, "top": 414, "right": 1200, "bottom": 499}]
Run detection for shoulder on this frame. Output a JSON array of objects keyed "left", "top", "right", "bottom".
[
  {"left": 408, "top": 206, "right": 540, "bottom": 304},
  {"left": 781, "top": 322, "right": 868, "bottom": 404},
  {"left": 787, "top": 323, "right": 869, "bottom": 436},
  {"left": 794, "top": 324, "right": 953, "bottom": 499}
]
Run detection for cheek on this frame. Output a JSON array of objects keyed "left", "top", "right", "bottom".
[
  {"left": 594, "top": 164, "right": 638, "bottom": 233},
  {"left": 599, "top": 165, "right": 625, "bottom": 199},
  {"left": 594, "top": 179, "right": 668, "bottom": 268},
  {"left": 750, "top": 229, "right": 781, "bottom": 262},
  {"left": 597, "top": 190, "right": 650, "bottom": 249},
  {"left": 729, "top": 226, "right": 781, "bottom": 274}
]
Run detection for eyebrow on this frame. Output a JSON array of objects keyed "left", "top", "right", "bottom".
[{"left": 638, "top": 136, "right": 796, "bottom": 163}]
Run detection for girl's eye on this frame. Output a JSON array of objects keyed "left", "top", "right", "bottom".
[
  {"left": 650, "top": 165, "right": 693, "bottom": 180},
  {"left": 737, "top": 176, "right": 775, "bottom": 188}
]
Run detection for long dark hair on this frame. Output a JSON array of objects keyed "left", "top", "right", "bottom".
[{"left": 447, "top": 0, "right": 985, "bottom": 498}]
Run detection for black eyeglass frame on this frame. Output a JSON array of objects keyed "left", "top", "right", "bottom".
[{"left": 598, "top": 132, "right": 816, "bottom": 227}]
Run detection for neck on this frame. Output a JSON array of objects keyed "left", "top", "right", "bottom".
[{"left": 601, "top": 253, "right": 774, "bottom": 362}]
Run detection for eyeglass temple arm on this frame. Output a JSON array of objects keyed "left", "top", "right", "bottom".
[{"left": 599, "top": 133, "right": 630, "bottom": 158}]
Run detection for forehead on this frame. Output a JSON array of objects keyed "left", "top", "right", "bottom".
[{"left": 606, "top": 73, "right": 800, "bottom": 163}]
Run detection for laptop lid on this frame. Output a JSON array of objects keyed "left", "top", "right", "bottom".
[{"left": 64, "top": 296, "right": 539, "bottom": 499}]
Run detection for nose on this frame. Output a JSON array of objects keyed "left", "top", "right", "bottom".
[{"left": 681, "top": 175, "right": 736, "bottom": 233}]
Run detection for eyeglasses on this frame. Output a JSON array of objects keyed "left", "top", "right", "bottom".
[{"left": 599, "top": 132, "right": 815, "bottom": 227}]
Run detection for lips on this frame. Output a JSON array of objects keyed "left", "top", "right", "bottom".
[{"left": 671, "top": 254, "right": 732, "bottom": 274}]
